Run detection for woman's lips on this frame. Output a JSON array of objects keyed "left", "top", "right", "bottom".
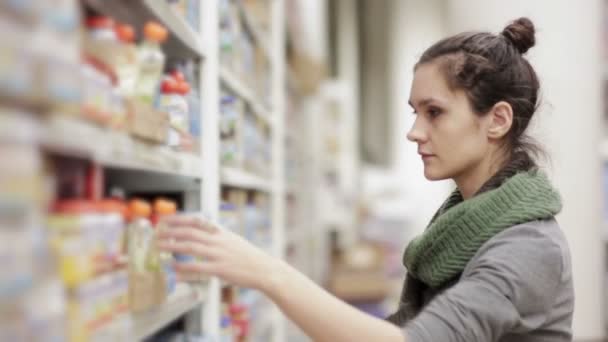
[{"left": 419, "top": 152, "right": 435, "bottom": 161}]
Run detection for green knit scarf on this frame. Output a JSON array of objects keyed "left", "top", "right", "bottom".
[{"left": 404, "top": 169, "right": 562, "bottom": 288}]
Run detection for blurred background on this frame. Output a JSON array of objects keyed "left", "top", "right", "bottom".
[{"left": 0, "top": 0, "right": 604, "bottom": 341}]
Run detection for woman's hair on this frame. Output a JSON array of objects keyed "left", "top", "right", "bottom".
[{"left": 416, "top": 17, "right": 542, "bottom": 172}]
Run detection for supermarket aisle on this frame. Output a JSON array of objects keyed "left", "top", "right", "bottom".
[{"left": 1, "top": 1, "right": 607, "bottom": 342}]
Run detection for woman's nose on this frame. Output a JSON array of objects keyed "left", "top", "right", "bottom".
[{"left": 406, "top": 117, "right": 427, "bottom": 143}]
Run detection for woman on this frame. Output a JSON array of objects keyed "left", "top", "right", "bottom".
[{"left": 158, "top": 17, "right": 573, "bottom": 342}]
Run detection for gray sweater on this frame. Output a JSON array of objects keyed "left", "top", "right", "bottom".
[{"left": 403, "top": 219, "right": 574, "bottom": 342}]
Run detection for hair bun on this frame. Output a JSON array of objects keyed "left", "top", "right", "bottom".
[{"left": 501, "top": 17, "right": 536, "bottom": 54}]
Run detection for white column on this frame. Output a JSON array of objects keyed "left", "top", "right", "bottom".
[
  {"left": 444, "top": 0, "right": 604, "bottom": 339},
  {"left": 200, "top": 0, "right": 221, "bottom": 338}
]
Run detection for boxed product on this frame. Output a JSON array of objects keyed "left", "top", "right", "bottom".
[{"left": 127, "top": 100, "right": 169, "bottom": 143}]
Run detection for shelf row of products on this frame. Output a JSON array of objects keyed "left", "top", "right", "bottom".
[
  {"left": 4, "top": 149, "right": 204, "bottom": 341},
  {"left": 220, "top": 89, "right": 272, "bottom": 179},
  {"left": 0, "top": 1, "right": 202, "bottom": 155},
  {"left": 167, "top": 0, "right": 201, "bottom": 32},
  {"left": 220, "top": 188, "right": 272, "bottom": 251},
  {"left": 0, "top": 141, "right": 66, "bottom": 342},
  {"left": 220, "top": 0, "right": 271, "bottom": 107},
  {"left": 220, "top": 286, "right": 274, "bottom": 342}
]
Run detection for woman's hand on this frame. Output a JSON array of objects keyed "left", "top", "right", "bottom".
[{"left": 156, "top": 215, "right": 279, "bottom": 292}]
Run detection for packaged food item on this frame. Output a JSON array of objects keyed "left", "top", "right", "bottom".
[
  {"left": 159, "top": 76, "right": 182, "bottom": 147},
  {"left": 220, "top": 94, "right": 240, "bottom": 165},
  {"left": 127, "top": 199, "right": 166, "bottom": 312},
  {"left": 81, "top": 60, "right": 113, "bottom": 125},
  {"left": 134, "top": 21, "right": 168, "bottom": 106},
  {"left": 114, "top": 23, "right": 139, "bottom": 98},
  {"left": 219, "top": 202, "right": 238, "bottom": 233},
  {"left": 159, "top": 70, "right": 193, "bottom": 150},
  {"left": 127, "top": 199, "right": 153, "bottom": 275},
  {"left": 152, "top": 198, "right": 178, "bottom": 294},
  {"left": 220, "top": 315, "right": 234, "bottom": 342},
  {"left": 98, "top": 199, "right": 128, "bottom": 267},
  {"left": 48, "top": 200, "right": 98, "bottom": 289},
  {"left": 85, "top": 16, "right": 117, "bottom": 41}
]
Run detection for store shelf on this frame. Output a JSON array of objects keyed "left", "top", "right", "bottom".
[
  {"left": 42, "top": 116, "right": 204, "bottom": 179},
  {"left": 238, "top": 3, "right": 271, "bottom": 61},
  {"left": 132, "top": 284, "right": 204, "bottom": 341},
  {"left": 220, "top": 66, "right": 273, "bottom": 128},
  {"left": 221, "top": 166, "right": 273, "bottom": 192},
  {"left": 84, "top": 0, "right": 204, "bottom": 59},
  {"left": 95, "top": 283, "right": 205, "bottom": 341}
]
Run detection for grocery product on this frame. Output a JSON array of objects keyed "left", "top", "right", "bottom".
[
  {"left": 159, "top": 73, "right": 190, "bottom": 148},
  {"left": 127, "top": 199, "right": 167, "bottom": 312},
  {"left": 114, "top": 23, "right": 139, "bottom": 98},
  {"left": 220, "top": 94, "right": 240, "bottom": 165},
  {"left": 85, "top": 16, "right": 117, "bottom": 41},
  {"left": 152, "top": 198, "right": 178, "bottom": 294},
  {"left": 134, "top": 21, "right": 168, "bottom": 106}
]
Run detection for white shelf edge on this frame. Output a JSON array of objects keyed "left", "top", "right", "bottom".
[
  {"left": 143, "top": 0, "right": 205, "bottom": 58},
  {"left": 219, "top": 66, "right": 273, "bottom": 128},
  {"left": 94, "top": 283, "right": 205, "bottom": 341},
  {"left": 132, "top": 284, "right": 204, "bottom": 341},
  {"left": 221, "top": 166, "right": 273, "bottom": 192},
  {"left": 42, "top": 116, "right": 204, "bottom": 179}
]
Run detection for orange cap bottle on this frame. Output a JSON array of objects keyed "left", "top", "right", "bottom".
[
  {"left": 115, "top": 23, "right": 136, "bottom": 43},
  {"left": 128, "top": 199, "right": 152, "bottom": 221},
  {"left": 143, "top": 21, "right": 168, "bottom": 43}
]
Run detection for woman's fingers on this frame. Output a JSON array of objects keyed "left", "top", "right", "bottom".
[
  {"left": 157, "top": 239, "right": 222, "bottom": 260},
  {"left": 157, "top": 226, "right": 216, "bottom": 245},
  {"left": 162, "top": 215, "right": 219, "bottom": 233}
]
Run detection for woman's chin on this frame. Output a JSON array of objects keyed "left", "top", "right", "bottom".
[{"left": 423, "top": 167, "right": 448, "bottom": 181}]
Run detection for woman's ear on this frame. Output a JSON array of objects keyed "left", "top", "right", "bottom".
[{"left": 487, "top": 101, "right": 513, "bottom": 139}]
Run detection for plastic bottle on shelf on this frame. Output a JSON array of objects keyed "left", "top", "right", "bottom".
[
  {"left": 152, "top": 198, "right": 178, "bottom": 294},
  {"left": 134, "top": 21, "right": 168, "bottom": 106},
  {"left": 159, "top": 71, "right": 192, "bottom": 150},
  {"left": 220, "top": 315, "right": 235, "bottom": 342},
  {"left": 98, "top": 199, "right": 128, "bottom": 267},
  {"left": 159, "top": 76, "right": 181, "bottom": 147},
  {"left": 85, "top": 16, "right": 117, "bottom": 41},
  {"left": 176, "top": 77, "right": 194, "bottom": 150},
  {"left": 126, "top": 199, "right": 153, "bottom": 275},
  {"left": 114, "top": 23, "right": 139, "bottom": 98}
]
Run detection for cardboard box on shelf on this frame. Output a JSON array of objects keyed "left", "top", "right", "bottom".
[{"left": 127, "top": 100, "right": 169, "bottom": 144}]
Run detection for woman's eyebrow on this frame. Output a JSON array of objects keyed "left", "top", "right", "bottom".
[{"left": 409, "top": 97, "right": 443, "bottom": 108}]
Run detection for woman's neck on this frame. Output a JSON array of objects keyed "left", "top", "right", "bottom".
[{"left": 455, "top": 152, "right": 508, "bottom": 200}]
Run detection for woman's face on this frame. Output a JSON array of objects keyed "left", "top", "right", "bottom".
[{"left": 407, "top": 62, "right": 493, "bottom": 181}]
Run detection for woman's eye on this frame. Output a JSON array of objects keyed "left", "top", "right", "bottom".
[{"left": 428, "top": 108, "right": 442, "bottom": 118}]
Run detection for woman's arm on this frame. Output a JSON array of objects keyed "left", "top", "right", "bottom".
[
  {"left": 157, "top": 216, "right": 405, "bottom": 342},
  {"left": 264, "top": 257, "right": 404, "bottom": 342}
]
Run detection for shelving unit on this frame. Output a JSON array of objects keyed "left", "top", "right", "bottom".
[
  {"left": 42, "top": 116, "right": 204, "bottom": 179},
  {"left": 0, "top": 0, "right": 286, "bottom": 341},
  {"left": 84, "top": 0, "right": 204, "bottom": 59},
  {"left": 220, "top": 65, "right": 273, "bottom": 127},
  {"left": 221, "top": 166, "right": 273, "bottom": 192},
  {"left": 95, "top": 284, "right": 205, "bottom": 341}
]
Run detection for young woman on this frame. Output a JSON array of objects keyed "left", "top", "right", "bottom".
[{"left": 158, "top": 17, "right": 573, "bottom": 342}]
